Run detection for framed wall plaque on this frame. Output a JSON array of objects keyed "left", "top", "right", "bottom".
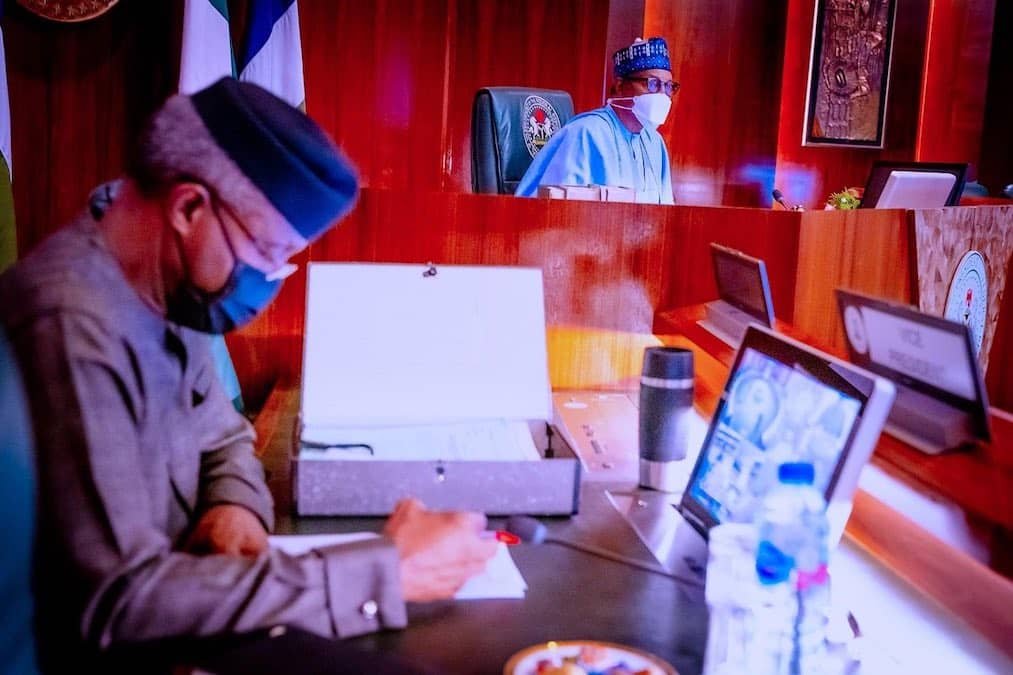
[
  {"left": 803, "top": 0, "right": 897, "bottom": 148},
  {"left": 15, "top": 0, "right": 119, "bottom": 23}
]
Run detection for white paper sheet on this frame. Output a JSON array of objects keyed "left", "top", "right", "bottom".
[
  {"left": 301, "top": 263, "right": 551, "bottom": 428},
  {"left": 300, "top": 419, "right": 541, "bottom": 461},
  {"left": 269, "top": 533, "right": 527, "bottom": 600}
]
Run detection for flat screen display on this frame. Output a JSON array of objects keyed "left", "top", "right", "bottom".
[
  {"left": 875, "top": 171, "right": 956, "bottom": 209},
  {"left": 711, "top": 243, "right": 774, "bottom": 326},
  {"left": 859, "top": 161, "right": 967, "bottom": 208},
  {"left": 686, "top": 347, "right": 862, "bottom": 526}
]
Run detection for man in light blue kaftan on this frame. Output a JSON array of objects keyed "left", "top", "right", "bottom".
[{"left": 515, "top": 37, "right": 678, "bottom": 205}]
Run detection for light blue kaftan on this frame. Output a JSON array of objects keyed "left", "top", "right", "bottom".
[{"left": 514, "top": 104, "right": 675, "bottom": 205}]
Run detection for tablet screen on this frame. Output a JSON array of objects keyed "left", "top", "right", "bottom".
[
  {"left": 711, "top": 244, "right": 774, "bottom": 327},
  {"left": 687, "top": 347, "right": 862, "bottom": 525}
]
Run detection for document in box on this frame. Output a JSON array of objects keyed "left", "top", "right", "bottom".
[
  {"left": 300, "top": 419, "right": 542, "bottom": 461},
  {"left": 269, "top": 533, "right": 527, "bottom": 599},
  {"left": 301, "top": 263, "right": 551, "bottom": 428}
]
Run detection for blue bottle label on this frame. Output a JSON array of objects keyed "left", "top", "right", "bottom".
[{"left": 755, "top": 540, "right": 794, "bottom": 585}]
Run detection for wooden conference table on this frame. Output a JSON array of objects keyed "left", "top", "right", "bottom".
[
  {"left": 256, "top": 385, "right": 710, "bottom": 675},
  {"left": 250, "top": 319, "right": 1013, "bottom": 674}
]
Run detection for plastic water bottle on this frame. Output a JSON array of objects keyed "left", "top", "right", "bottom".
[
  {"left": 702, "top": 524, "right": 759, "bottom": 675},
  {"left": 751, "top": 462, "right": 832, "bottom": 675}
]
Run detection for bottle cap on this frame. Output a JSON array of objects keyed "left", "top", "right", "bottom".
[{"left": 778, "top": 462, "right": 814, "bottom": 485}]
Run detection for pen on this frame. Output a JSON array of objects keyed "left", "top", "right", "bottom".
[{"left": 482, "top": 530, "right": 521, "bottom": 545}]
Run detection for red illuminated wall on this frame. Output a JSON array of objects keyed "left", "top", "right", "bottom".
[{"left": 4, "top": 0, "right": 1008, "bottom": 251}]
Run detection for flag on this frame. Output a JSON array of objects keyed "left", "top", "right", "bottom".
[
  {"left": 180, "top": 0, "right": 244, "bottom": 410},
  {"left": 179, "top": 0, "right": 235, "bottom": 95},
  {"left": 0, "top": 10, "right": 16, "bottom": 272},
  {"left": 238, "top": 0, "right": 305, "bottom": 110}
]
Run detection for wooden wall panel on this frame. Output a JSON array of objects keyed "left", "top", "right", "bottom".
[
  {"left": 5, "top": 2, "right": 180, "bottom": 252},
  {"left": 442, "top": 0, "right": 610, "bottom": 192},
  {"left": 300, "top": 0, "right": 612, "bottom": 193},
  {"left": 656, "top": 206, "right": 801, "bottom": 321},
  {"left": 5, "top": 0, "right": 1007, "bottom": 262},
  {"left": 300, "top": 0, "right": 452, "bottom": 192},
  {"left": 772, "top": 0, "right": 931, "bottom": 209},
  {"left": 792, "top": 208, "right": 912, "bottom": 353},
  {"left": 644, "top": 0, "right": 788, "bottom": 207},
  {"left": 978, "top": 0, "right": 1013, "bottom": 193},
  {"left": 915, "top": 0, "right": 997, "bottom": 165},
  {"left": 603, "top": 0, "right": 645, "bottom": 101}
]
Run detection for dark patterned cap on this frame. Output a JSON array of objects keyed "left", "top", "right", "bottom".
[
  {"left": 191, "top": 78, "right": 358, "bottom": 241},
  {"left": 613, "top": 37, "right": 671, "bottom": 78}
]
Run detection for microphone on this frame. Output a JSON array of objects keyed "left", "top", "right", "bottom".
[
  {"left": 505, "top": 515, "right": 548, "bottom": 544},
  {"left": 771, "top": 188, "right": 791, "bottom": 210},
  {"left": 504, "top": 515, "right": 702, "bottom": 586}
]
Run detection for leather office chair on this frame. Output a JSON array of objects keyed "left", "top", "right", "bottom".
[{"left": 471, "top": 87, "right": 574, "bottom": 195}]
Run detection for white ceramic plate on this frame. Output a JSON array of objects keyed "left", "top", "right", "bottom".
[{"left": 503, "top": 640, "right": 677, "bottom": 675}]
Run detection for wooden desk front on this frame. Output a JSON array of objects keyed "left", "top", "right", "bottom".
[
  {"left": 230, "top": 190, "right": 804, "bottom": 405},
  {"left": 230, "top": 191, "right": 1012, "bottom": 415},
  {"left": 254, "top": 385, "right": 709, "bottom": 675}
]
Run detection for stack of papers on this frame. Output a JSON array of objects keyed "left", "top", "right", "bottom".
[
  {"left": 300, "top": 420, "right": 541, "bottom": 462},
  {"left": 269, "top": 533, "right": 527, "bottom": 600}
]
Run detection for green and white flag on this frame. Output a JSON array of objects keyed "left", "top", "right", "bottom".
[
  {"left": 179, "top": 0, "right": 235, "bottom": 94},
  {"left": 0, "top": 15, "right": 16, "bottom": 272},
  {"left": 238, "top": 0, "right": 305, "bottom": 110}
]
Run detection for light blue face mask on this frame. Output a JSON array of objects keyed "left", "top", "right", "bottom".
[{"left": 166, "top": 198, "right": 283, "bottom": 334}]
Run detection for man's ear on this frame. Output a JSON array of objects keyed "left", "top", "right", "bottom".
[
  {"left": 164, "top": 182, "right": 213, "bottom": 237},
  {"left": 610, "top": 77, "right": 631, "bottom": 99}
]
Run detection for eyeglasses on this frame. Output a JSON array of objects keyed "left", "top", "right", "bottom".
[
  {"left": 624, "top": 76, "right": 680, "bottom": 97},
  {"left": 209, "top": 193, "right": 299, "bottom": 281}
]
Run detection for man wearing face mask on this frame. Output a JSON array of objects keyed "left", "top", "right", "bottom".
[
  {"left": 0, "top": 77, "right": 496, "bottom": 671},
  {"left": 515, "top": 37, "right": 677, "bottom": 205}
]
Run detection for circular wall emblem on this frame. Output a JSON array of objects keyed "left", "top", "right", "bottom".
[
  {"left": 944, "top": 250, "right": 988, "bottom": 355},
  {"left": 16, "top": 0, "right": 119, "bottom": 22},
  {"left": 843, "top": 305, "right": 868, "bottom": 355},
  {"left": 521, "top": 95, "right": 561, "bottom": 158}
]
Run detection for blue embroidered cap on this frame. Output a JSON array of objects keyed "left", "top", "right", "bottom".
[
  {"left": 191, "top": 77, "right": 358, "bottom": 241},
  {"left": 613, "top": 37, "right": 671, "bottom": 78}
]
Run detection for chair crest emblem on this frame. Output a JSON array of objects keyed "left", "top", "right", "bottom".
[{"left": 522, "top": 95, "right": 562, "bottom": 158}]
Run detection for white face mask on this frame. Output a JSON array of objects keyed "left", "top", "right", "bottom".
[
  {"left": 631, "top": 92, "right": 671, "bottom": 130},
  {"left": 609, "top": 92, "right": 672, "bottom": 131}
]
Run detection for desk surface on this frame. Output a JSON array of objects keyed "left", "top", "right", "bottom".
[
  {"left": 257, "top": 386, "right": 709, "bottom": 675},
  {"left": 255, "top": 380, "right": 1013, "bottom": 673}
]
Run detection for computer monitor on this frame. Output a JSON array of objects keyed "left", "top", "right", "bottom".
[
  {"left": 697, "top": 244, "right": 775, "bottom": 348},
  {"left": 835, "top": 289, "right": 991, "bottom": 454},
  {"left": 859, "top": 161, "right": 967, "bottom": 208},
  {"left": 678, "top": 325, "right": 896, "bottom": 545}
]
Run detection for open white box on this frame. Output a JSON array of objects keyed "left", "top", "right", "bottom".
[{"left": 294, "top": 262, "right": 580, "bottom": 516}]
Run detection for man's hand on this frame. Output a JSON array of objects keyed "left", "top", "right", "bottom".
[
  {"left": 183, "top": 504, "right": 268, "bottom": 556},
  {"left": 382, "top": 498, "right": 498, "bottom": 602}
]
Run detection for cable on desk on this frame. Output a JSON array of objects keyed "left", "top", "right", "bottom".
[{"left": 505, "top": 515, "right": 704, "bottom": 587}]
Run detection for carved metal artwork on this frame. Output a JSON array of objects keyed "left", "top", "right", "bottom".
[{"left": 804, "top": 0, "right": 897, "bottom": 147}]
